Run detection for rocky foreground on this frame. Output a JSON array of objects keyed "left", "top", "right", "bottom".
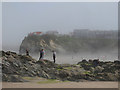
[{"left": 1, "top": 51, "right": 120, "bottom": 82}]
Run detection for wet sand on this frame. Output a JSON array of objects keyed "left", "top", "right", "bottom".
[{"left": 2, "top": 82, "right": 118, "bottom": 88}]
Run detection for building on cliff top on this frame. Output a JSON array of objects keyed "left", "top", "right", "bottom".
[{"left": 28, "top": 32, "right": 43, "bottom": 36}]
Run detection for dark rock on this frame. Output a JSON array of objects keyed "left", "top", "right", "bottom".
[
  {"left": 88, "top": 59, "right": 93, "bottom": 63},
  {"left": 5, "top": 51, "right": 11, "bottom": 56},
  {"left": 2, "top": 74, "right": 8, "bottom": 81},
  {"left": 2, "top": 51, "right": 119, "bottom": 82},
  {"left": 77, "top": 59, "right": 87, "bottom": 65},
  {"left": 0, "top": 51, "right": 5, "bottom": 56},
  {"left": 94, "top": 66, "right": 104, "bottom": 73},
  {"left": 114, "top": 60, "right": 120, "bottom": 64},
  {"left": 82, "top": 59, "right": 88, "bottom": 63},
  {"left": 105, "top": 73, "right": 118, "bottom": 81},
  {"left": 9, "top": 75, "right": 25, "bottom": 82},
  {"left": 2, "top": 74, "right": 26, "bottom": 82},
  {"left": 93, "top": 59, "right": 99, "bottom": 67}
]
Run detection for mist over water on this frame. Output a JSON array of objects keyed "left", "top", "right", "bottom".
[
  {"left": 31, "top": 50, "right": 118, "bottom": 64},
  {"left": 2, "top": 46, "right": 118, "bottom": 64}
]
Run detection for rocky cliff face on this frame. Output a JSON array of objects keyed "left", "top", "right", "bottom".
[
  {"left": 19, "top": 34, "right": 117, "bottom": 55},
  {"left": 1, "top": 51, "right": 119, "bottom": 82},
  {"left": 19, "top": 34, "right": 65, "bottom": 55}
]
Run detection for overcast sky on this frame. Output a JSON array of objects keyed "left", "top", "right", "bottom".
[{"left": 2, "top": 2, "right": 118, "bottom": 52}]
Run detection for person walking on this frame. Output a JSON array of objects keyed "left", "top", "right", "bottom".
[
  {"left": 39, "top": 49, "right": 45, "bottom": 60},
  {"left": 52, "top": 50, "right": 56, "bottom": 63}
]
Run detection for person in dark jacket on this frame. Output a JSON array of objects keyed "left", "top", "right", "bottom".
[{"left": 39, "top": 49, "right": 45, "bottom": 60}]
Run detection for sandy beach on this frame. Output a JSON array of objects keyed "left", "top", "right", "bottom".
[{"left": 2, "top": 81, "right": 118, "bottom": 88}]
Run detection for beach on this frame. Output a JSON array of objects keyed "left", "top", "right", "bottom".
[{"left": 2, "top": 81, "right": 118, "bottom": 88}]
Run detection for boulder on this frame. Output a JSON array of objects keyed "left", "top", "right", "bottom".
[
  {"left": 94, "top": 66, "right": 104, "bottom": 73},
  {"left": 114, "top": 60, "right": 120, "bottom": 64},
  {"left": 92, "top": 59, "right": 99, "bottom": 67},
  {"left": 2, "top": 74, "right": 26, "bottom": 82},
  {"left": 105, "top": 73, "right": 118, "bottom": 81},
  {"left": 9, "top": 75, "right": 25, "bottom": 82}
]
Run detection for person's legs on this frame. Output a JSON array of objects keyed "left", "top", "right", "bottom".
[
  {"left": 26, "top": 51, "right": 29, "bottom": 56},
  {"left": 39, "top": 55, "right": 42, "bottom": 60},
  {"left": 53, "top": 56, "right": 56, "bottom": 63},
  {"left": 39, "top": 53, "right": 43, "bottom": 60}
]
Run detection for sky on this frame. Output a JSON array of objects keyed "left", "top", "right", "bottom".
[{"left": 2, "top": 2, "right": 118, "bottom": 52}]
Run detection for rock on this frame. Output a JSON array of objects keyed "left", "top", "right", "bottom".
[
  {"left": 94, "top": 66, "right": 104, "bottom": 73},
  {"left": 2, "top": 74, "right": 8, "bottom": 81},
  {"left": 102, "top": 63, "right": 118, "bottom": 73},
  {"left": 56, "top": 70, "right": 69, "bottom": 79},
  {"left": 106, "top": 73, "right": 118, "bottom": 81},
  {"left": 0, "top": 51, "right": 5, "bottom": 56},
  {"left": 9, "top": 75, "right": 25, "bottom": 82},
  {"left": 93, "top": 59, "right": 99, "bottom": 67},
  {"left": 114, "top": 60, "right": 120, "bottom": 64},
  {"left": 80, "top": 63, "right": 92, "bottom": 71},
  {"left": 5, "top": 51, "right": 11, "bottom": 56},
  {"left": 88, "top": 59, "right": 93, "bottom": 63},
  {"left": 82, "top": 59, "right": 88, "bottom": 63},
  {"left": 89, "top": 67, "right": 95, "bottom": 73},
  {"left": 77, "top": 59, "right": 87, "bottom": 65},
  {"left": 98, "top": 61, "right": 105, "bottom": 66},
  {"left": 20, "top": 55, "right": 35, "bottom": 62},
  {"left": 2, "top": 74, "right": 26, "bottom": 82},
  {"left": 1, "top": 51, "right": 119, "bottom": 82},
  {"left": 42, "top": 71, "right": 51, "bottom": 79},
  {"left": 96, "top": 76, "right": 106, "bottom": 81}
]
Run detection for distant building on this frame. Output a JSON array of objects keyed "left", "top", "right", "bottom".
[
  {"left": 46, "top": 31, "right": 59, "bottom": 35},
  {"left": 73, "top": 29, "right": 90, "bottom": 38},
  {"left": 72, "top": 29, "right": 117, "bottom": 39},
  {"left": 93, "top": 30, "right": 118, "bottom": 39},
  {"left": 28, "top": 32, "right": 42, "bottom": 36}
]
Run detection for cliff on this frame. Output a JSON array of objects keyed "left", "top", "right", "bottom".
[{"left": 19, "top": 34, "right": 117, "bottom": 55}]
